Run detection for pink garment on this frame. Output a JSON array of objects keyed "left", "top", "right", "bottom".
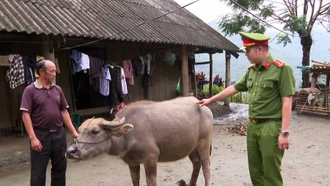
[{"left": 123, "top": 59, "right": 134, "bottom": 85}]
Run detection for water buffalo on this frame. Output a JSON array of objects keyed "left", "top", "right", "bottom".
[{"left": 66, "top": 97, "right": 213, "bottom": 186}]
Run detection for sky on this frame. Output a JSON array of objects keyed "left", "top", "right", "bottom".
[{"left": 174, "top": 0, "right": 229, "bottom": 23}]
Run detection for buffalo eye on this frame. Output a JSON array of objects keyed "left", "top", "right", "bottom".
[{"left": 91, "top": 129, "right": 99, "bottom": 135}]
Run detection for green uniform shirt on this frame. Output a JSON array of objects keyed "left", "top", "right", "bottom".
[{"left": 234, "top": 55, "right": 295, "bottom": 119}]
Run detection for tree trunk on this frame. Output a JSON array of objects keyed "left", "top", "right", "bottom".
[{"left": 300, "top": 34, "right": 313, "bottom": 88}]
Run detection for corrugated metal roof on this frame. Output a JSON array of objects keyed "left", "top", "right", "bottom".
[
  {"left": 0, "top": 0, "right": 240, "bottom": 52},
  {"left": 300, "top": 65, "right": 330, "bottom": 72}
]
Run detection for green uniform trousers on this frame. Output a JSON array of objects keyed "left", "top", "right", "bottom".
[{"left": 247, "top": 120, "right": 284, "bottom": 186}]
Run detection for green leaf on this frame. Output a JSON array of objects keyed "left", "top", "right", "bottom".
[
  {"left": 259, "top": 5, "right": 274, "bottom": 19},
  {"left": 276, "top": 34, "right": 292, "bottom": 46},
  {"left": 218, "top": 13, "right": 251, "bottom": 36}
]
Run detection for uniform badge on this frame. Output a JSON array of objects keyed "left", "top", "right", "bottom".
[
  {"left": 265, "top": 61, "right": 270, "bottom": 69},
  {"left": 273, "top": 59, "right": 285, "bottom": 68}
]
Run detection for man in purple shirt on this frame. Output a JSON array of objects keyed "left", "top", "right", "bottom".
[{"left": 20, "top": 60, "right": 79, "bottom": 186}]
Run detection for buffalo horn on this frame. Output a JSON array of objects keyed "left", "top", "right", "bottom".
[{"left": 102, "top": 117, "right": 126, "bottom": 128}]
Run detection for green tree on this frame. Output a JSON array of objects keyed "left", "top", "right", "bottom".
[{"left": 219, "top": 0, "right": 330, "bottom": 88}]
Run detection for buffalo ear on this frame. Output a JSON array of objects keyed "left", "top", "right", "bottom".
[
  {"left": 101, "top": 123, "right": 134, "bottom": 137},
  {"left": 118, "top": 124, "right": 134, "bottom": 135}
]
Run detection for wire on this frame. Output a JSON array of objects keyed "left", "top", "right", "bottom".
[
  {"left": 228, "top": 0, "right": 289, "bottom": 34},
  {"left": 57, "top": 0, "right": 201, "bottom": 51},
  {"left": 228, "top": 0, "right": 311, "bottom": 38},
  {"left": 319, "top": 21, "right": 330, "bottom": 34},
  {"left": 270, "top": 47, "right": 301, "bottom": 62},
  {"left": 269, "top": 32, "right": 281, "bottom": 44}
]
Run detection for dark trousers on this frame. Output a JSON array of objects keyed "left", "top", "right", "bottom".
[{"left": 30, "top": 127, "right": 67, "bottom": 186}]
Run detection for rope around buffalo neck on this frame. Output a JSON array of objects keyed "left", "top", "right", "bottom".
[{"left": 71, "top": 117, "right": 110, "bottom": 149}]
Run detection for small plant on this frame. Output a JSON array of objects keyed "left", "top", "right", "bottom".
[
  {"left": 197, "top": 84, "right": 248, "bottom": 104},
  {"left": 213, "top": 74, "right": 223, "bottom": 87},
  {"left": 195, "top": 72, "right": 249, "bottom": 103},
  {"left": 230, "top": 93, "right": 242, "bottom": 103}
]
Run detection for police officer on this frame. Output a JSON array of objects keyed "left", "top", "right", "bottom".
[{"left": 198, "top": 32, "right": 295, "bottom": 186}]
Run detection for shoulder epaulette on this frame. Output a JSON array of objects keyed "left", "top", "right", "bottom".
[
  {"left": 248, "top": 64, "right": 255, "bottom": 69},
  {"left": 273, "top": 59, "right": 285, "bottom": 68}
]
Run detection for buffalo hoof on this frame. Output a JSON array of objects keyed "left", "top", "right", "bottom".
[{"left": 177, "top": 180, "right": 187, "bottom": 186}]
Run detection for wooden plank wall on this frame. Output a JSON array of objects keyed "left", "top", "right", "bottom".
[
  {"left": 0, "top": 67, "right": 12, "bottom": 128},
  {"left": 148, "top": 51, "right": 181, "bottom": 101},
  {"left": 0, "top": 39, "right": 189, "bottom": 128},
  {"left": 0, "top": 42, "right": 43, "bottom": 128},
  {"left": 54, "top": 50, "right": 74, "bottom": 112},
  {"left": 56, "top": 47, "right": 184, "bottom": 107}
]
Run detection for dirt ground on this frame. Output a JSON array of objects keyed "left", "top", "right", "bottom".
[{"left": 0, "top": 102, "right": 330, "bottom": 186}]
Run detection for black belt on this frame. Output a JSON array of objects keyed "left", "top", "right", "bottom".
[
  {"left": 34, "top": 127, "right": 61, "bottom": 133},
  {"left": 250, "top": 118, "right": 281, "bottom": 124}
]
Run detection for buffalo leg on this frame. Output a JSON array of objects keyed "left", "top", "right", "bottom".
[
  {"left": 143, "top": 160, "right": 157, "bottom": 186},
  {"left": 187, "top": 149, "right": 202, "bottom": 186},
  {"left": 197, "top": 144, "right": 211, "bottom": 186},
  {"left": 129, "top": 164, "right": 140, "bottom": 186}
]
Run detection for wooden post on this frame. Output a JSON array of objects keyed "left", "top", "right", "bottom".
[
  {"left": 181, "top": 46, "right": 189, "bottom": 97},
  {"left": 327, "top": 73, "right": 330, "bottom": 88},
  {"left": 326, "top": 73, "right": 330, "bottom": 110},
  {"left": 311, "top": 72, "right": 318, "bottom": 88},
  {"left": 41, "top": 35, "right": 56, "bottom": 83},
  {"left": 41, "top": 36, "right": 55, "bottom": 62},
  {"left": 209, "top": 53, "right": 213, "bottom": 96},
  {"left": 193, "top": 70, "right": 197, "bottom": 97},
  {"left": 224, "top": 51, "right": 231, "bottom": 106}
]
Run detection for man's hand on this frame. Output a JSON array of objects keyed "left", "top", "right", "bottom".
[
  {"left": 278, "top": 135, "right": 289, "bottom": 150},
  {"left": 197, "top": 98, "right": 212, "bottom": 107},
  {"left": 72, "top": 131, "right": 79, "bottom": 139},
  {"left": 31, "top": 137, "right": 43, "bottom": 152}
]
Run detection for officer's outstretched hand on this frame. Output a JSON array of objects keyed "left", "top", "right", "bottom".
[{"left": 197, "top": 99, "right": 212, "bottom": 107}]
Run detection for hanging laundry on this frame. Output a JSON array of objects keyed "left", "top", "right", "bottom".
[
  {"left": 123, "top": 59, "right": 134, "bottom": 85},
  {"left": 71, "top": 49, "right": 82, "bottom": 74},
  {"left": 6, "top": 54, "right": 25, "bottom": 89},
  {"left": 36, "top": 55, "right": 45, "bottom": 62},
  {"left": 99, "top": 66, "right": 111, "bottom": 96},
  {"left": 146, "top": 53, "right": 152, "bottom": 75},
  {"left": 109, "top": 66, "right": 124, "bottom": 105},
  {"left": 120, "top": 67, "right": 128, "bottom": 95},
  {"left": 139, "top": 53, "right": 152, "bottom": 75},
  {"left": 89, "top": 56, "right": 104, "bottom": 92},
  {"left": 139, "top": 56, "right": 145, "bottom": 75},
  {"left": 22, "top": 54, "right": 37, "bottom": 86},
  {"left": 35, "top": 55, "right": 45, "bottom": 78},
  {"left": 89, "top": 57, "right": 104, "bottom": 79},
  {"left": 80, "top": 53, "right": 90, "bottom": 73},
  {"left": 131, "top": 58, "right": 141, "bottom": 77}
]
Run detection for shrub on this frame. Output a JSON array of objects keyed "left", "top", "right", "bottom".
[
  {"left": 197, "top": 85, "right": 249, "bottom": 103},
  {"left": 201, "top": 85, "right": 224, "bottom": 95}
]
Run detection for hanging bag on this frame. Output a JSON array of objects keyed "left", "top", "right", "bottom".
[
  {"left": 163, "top": 52, "right": 176, "bottom": 66},
  {"left": 176, "top": 77, "right": 181, "bottom": 95}
]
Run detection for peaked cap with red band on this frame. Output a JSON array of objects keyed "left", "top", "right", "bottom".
[{"left": 239, "top": 32, "right": 271, "bottom": 48}]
